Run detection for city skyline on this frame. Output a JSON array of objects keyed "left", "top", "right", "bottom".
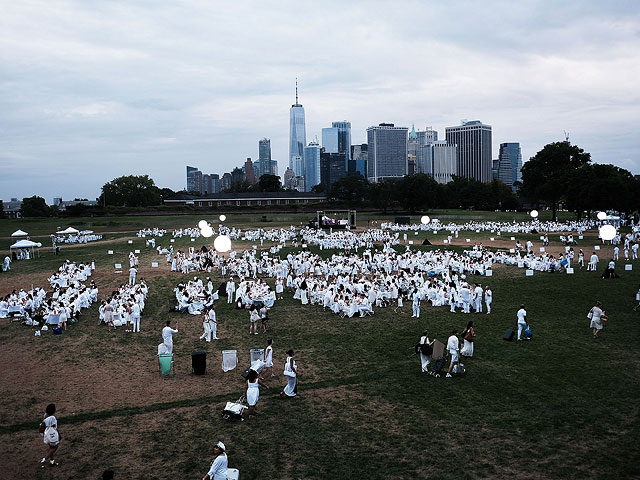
[{"left": 2, "top": 1, "right": 639, "bottom": 200}]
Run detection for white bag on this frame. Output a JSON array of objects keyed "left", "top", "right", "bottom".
[{"left": 43, "top": 426, "right": 59, "bottom": 445}]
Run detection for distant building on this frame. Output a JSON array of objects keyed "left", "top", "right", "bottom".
[
  {"left": 52, "top": 197, "right": 63, "bottom": 207},
  {"left": 165, "top": 191, "right": 326, "bottom": 208},
  {"left": 220, "top": 173, "right": 232, "bottom": 192},
  {"left": 322, "top": 121, "right": 351, "bottom": 170},
  {"left": 430, "top": 141, "right": 457, "bottom": 184},
  {"left": 58, "top": 200, "right": 99, "bottom": 211},
  {"left": 283, "top": 167, "right": 296, "bottom": 189},
  {"left": 320, "top": 151, "right": 346, "bottom": 191},
  {"left": 257, "top": 138, "right": 272, "bottom": 179},
  {"left": 492, "top": 159, "right": 500, "bottom": 180},
  {"left": 3, "top": 198, "right": 22, "bottom": 218},
  {"left": 186, "top": 166, "right": 202, "bottom": 193},
  {"left": 350, "top": 144, "right": 367, "bottom": 177},
  {"left": 366, "top": 123, "right": 408, "bottom": 182},
  {"left": 202, "top": 174, "right": 220, "bottom": 195},
  {"left": 445, "top": 120, "right": 492, "bottom": 183},
  {"left": 244, "top": 158, "right": 258, "bottom": 185},
  {"left": 303, "top": 141, "right": 321, "bottom": 192},
  {"left": 289, "top": 81, "right": 306, "bottom": 174},
  {"left": 497, "top": 142, "right": 523, "bottom": 190}
]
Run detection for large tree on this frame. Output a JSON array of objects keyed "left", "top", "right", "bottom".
[
  {"left": 21, "top": 196, "right": 51, "bottom": 217},
  {"left": 255, "top": 174, "right": 283, "bottom": 192},
  {"left": 100, "top": 175, "right": 162, "bottom": 207},
  {"left": 521, "top": 141, "right": 591, "bottom": 218},
  {"left": 330, "top": 175, "right": 369, "bottom": 204}
]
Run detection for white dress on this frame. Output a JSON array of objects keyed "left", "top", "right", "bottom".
[
  {"left": 246, "top": 380, "right": 259, "bottom": 406},
  {"left": 264, "top": 346, "right": 273, "bottom": 367},
  {"left": 283, "top": 356, "right": 297, "bottom": 397}
]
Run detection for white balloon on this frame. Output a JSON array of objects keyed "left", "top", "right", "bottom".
[
  {"left": 597, "top": 211, "right": 607, "bottom": 221},
  {"left": 201, "top": 226, "right": 213, "bottom": 238},
  {"left": 198, "top": 219, "right": 208, "bottom": 229},
  {"left": 599, "top": 224, "right": 616, "bottom": 241},
  {"left": 214, "top": 235, "right": 232, "bottom": 252},
  {"left": 420, "top": 215, "right": 430, "bottom": 225},
  {"left": 219, "top": 215, "right": 226, "bottom": 222},
  {"left": 530, "top": 210, "right": 539, "bottom": 218}
]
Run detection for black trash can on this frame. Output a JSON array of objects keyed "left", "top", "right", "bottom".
[{"left": 192, "top": 351, "right": 206, "bottom": 375}]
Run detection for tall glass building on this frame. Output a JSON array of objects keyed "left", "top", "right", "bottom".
[
  {"left": 257, "top": 138, "right": 272, "bottom": 179},
  {"left": 289, "top": 81, "right": 306, "bottom": 176},
  {"left": 445, "top": 120, "right": 492, "bottom": 183},
  {"left": 303, "top": 141, "right": 321, "bottom": 192},
  {"left": 497, "top": 142, "right": 522, "bottom": 190},
  {"left": 186, "top": 166, "right": 201, "bottom": 192},
  {"left": 366, "top": 123, "right": 408, "bottom": 182}
]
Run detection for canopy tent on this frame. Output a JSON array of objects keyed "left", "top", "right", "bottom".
[
  {"left": 58, "top": 227, "right": 79, "bottom": 234},
  {"left": 9, "top": 239, "right": 42, "bottom": 260},
  {"left": 11, "top": 230, "right": 29, "bottom": 237},
  {"left": 79, "top": 230, "right": 94, "bottom": 234}
]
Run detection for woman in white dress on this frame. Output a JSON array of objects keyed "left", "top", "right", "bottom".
[
  {"left": 281, "top": 350, "right": 297, "bottom": 398},
  {"left": 418, "top": 330, "right": 434, "bottom": 372},
  {"left": 263, "top": 339, "right": 275, "bottom": 378},
  {"left": 460, "top": 320, "right": 475, "bottom": 357},
  {"left": 245, "top": 370, "right": 268, "bottom": 416},
  {"left": 589, "top": 301, "right": 605, "bottom": 338}
]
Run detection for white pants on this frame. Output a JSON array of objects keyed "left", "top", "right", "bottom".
[
  {"left": 517, "top": 323, "right": 526, "bottom": 340},
  {"left": 131, "top": 315, "right": 140, "bottom": 332},
  {"left": 227, "top": 291, "right": 234, "bottom": 303},
  {"left": 200, "top": 321, "right": 212, "bottom": 342},
  {"left": 412, "top": 303, "right": 420, "bottom": 317},
  {"left": 129, "top": 274, "right": 136, "bottom": 285},
  {"left": 420, "top": 353, "right": 431, "bottom": 372},
  {"left": 486, "top": 300, "right": 491, "bottom": 313},
  {"left": 211, "top": 322, "right": 218, "bottom": 339}
]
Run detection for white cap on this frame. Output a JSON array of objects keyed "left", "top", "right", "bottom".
[{"left": 216, "top": 441, "right": 225, "bottom": 451}]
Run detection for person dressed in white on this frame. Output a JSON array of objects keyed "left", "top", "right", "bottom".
[
  {"left": 588, "top": 252, "right": 599, "bottom": 272},
  {"left": 130, "top": 300, "right": 141, "bottom": 333},
  {"left": 281, "top": 349, "right": 297, "bottom": 397},
  {"left": 412, "top": 290, "right": 420, "bottom": 318},
  {"left": 200, "top": 306, "right": 217, "bottom": 342},
  {"left": 202, "top": 441, "right": 228, "bottom": 480},
  {"left": 128, "top": 267, "right": 137, "bottom": 286},
  {"left": 460, "top": 320, "right": 475, "bottom": 357},
  {"left": 226, "top": 278, "right": 235, "bottom": 304},
  {"left": 162, "top": 320, "right": 179, "bottom": 353},
  {"left": 485, "top": 287, "right": 493, "bottom": 314},
  {"left": 3, "top": 255, "right": 11, "bottom": 271},
  {"left": 516, "top": 304, "right": 528, "bottom": 341},
  {"left": 418, "top": 330, "right": 434, "bottom": 373},
  {"left": 245, "top": 369, "right": 268, "bottom": 416},
  {"left": 446, "top": 330, "right": 460, "bottom": 378},
  {"left": 474, "top": 284, "right": 483, "bottom": 313},
  {"left": 263, "top": 339, "right": 275, "bottom": 378}
]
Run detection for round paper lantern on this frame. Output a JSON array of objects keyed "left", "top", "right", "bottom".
[
  {"left": 597, "top": 211, "right": 607, "bottom": 221},
  {"left": 599, "top": 224, "right": 616, "bottom": 241},
  {"left": 219, "top": 214, "right": 226, "bottom": 222},
  {"left": 420, "top": 215, "right": 430, "bottom": 225},
  {"left": 214, "top": 235, "right": 232, "bottom": 252},
  {"left": 530, "top": 210, "right": 539, "bottom": 218},
  {"left": 198, "top": 219, "right": 208, "bottom": 229},
  {"left": 201, "top": 226, "right": 213, "bottom": 238}
]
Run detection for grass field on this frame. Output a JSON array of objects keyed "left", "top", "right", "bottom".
[{"left": 0, "top": 212, "right": 639, "bottom": 480}]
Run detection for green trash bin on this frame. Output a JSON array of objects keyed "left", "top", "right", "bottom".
[{"left": 158, "top": 353, "right": 173, "bottom": 376}]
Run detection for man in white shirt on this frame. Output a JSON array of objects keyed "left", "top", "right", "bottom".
[
  {"left": 162, "top": 320, "right": 179, "bottom": 353},
  {"left": 131, "top": 300, "right": 141, "bottom": 333},
  {"left": 226, "top": 278, "right": 235, "bottom": 304},
  {"left": 516, "top": 304, "right": 528, "bottom": 341},
  {"left": 129, "top": 267, "right": 137, "bottom": 286},
  {"left": 588, "top": 252, "right": 599, "bottom": 272},
  {"left": 446, "top": 330, "right": 460, "bottom": 378}
]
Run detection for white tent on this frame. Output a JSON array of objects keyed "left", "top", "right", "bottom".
[
  {"left": 9, "top": 239, "right": 42, "bottom": 259},
  {"left": 11, "top": 229, "right": 29, "bottom": 237},
  {"left": 58, "top": 227, "right": 79, "bottom": 234}
]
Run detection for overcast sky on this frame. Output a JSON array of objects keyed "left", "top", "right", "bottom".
[{"left": 2, "top": 0, "right": 639, "bottom": 202}]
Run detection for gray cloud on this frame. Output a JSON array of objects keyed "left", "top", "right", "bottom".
[{"left": 1, "top": 0, "right": 639, "bottom": 201}]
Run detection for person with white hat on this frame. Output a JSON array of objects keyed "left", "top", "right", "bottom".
[{"left": 202, "top": 441, "right": 228, "bottom": 480}]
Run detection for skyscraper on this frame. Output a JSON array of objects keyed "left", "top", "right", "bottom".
[
  {"left": 186, "top": 166, "right": 201, "bottom": 192},
  {"left": 366, "top": 123, "right": 408, "bottom": 182},
  {"left": 431, "top": 141, "right": 458, "bottom": 184},
  {"left": 497, "top": 142, "right": 523, "bottom": 190},
  {"left": 323, "top": 121, "right": 351, "bottom": 170},
  {"left": 244, "top": 158, "right": 257, "bottom": 185},
  {"left": 320, "top": 151, "right": 346, "bottom": 191},
  {"left": 350, "top": 144, "right": 368, "bottom": 177},
  {"left": 303, "top": 140, "right": 321, "bottom": 192},
  {"left": 258, "top": 138, "right": 271, "bottom": 179},
  {"left": 289, "top": 80, "right": 306, "bottom": 176},
  {"left": 445, "top": 120, "right": 492, "bottom": 182}
]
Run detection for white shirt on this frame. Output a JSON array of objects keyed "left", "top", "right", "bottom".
[
  {"left": 446, "top": 334, "right": 459, "bottom": 354},
  {"left": 207, "top": 453, "right": 228, "bottom": 480},
  {"left": 162, "top": 326, "right": 178, "bottom": 345},
  {"left": 517, "top": 308, "right": 527, "bottom": 325}
]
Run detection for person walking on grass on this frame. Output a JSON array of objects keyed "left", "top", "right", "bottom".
[
  {"left": 39, "top": 403, "right": 60, "bottom": 467},
  {"left": 281, "top": 349, "right": 298, "bottom": 397},
  {"left": 418, "top": 330, "right": 434, "bottom": 373},
  {"left": 263, "top": 339, "right": 275, "bottom": 378},
  {"left": 588, "top": 301, "right": 606, "bottom": 338},
  {"left": 445, "top": 330, "right": 460, "bottom": 378},
  {"left": 517, "top": 304, "right": 528, "bottom": 341},
  {"left": 162, "top": 320, "right": 179, "bottom": 353},
  {"left": 245, "top": 369, "right": 269, "bottom": 416}
]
